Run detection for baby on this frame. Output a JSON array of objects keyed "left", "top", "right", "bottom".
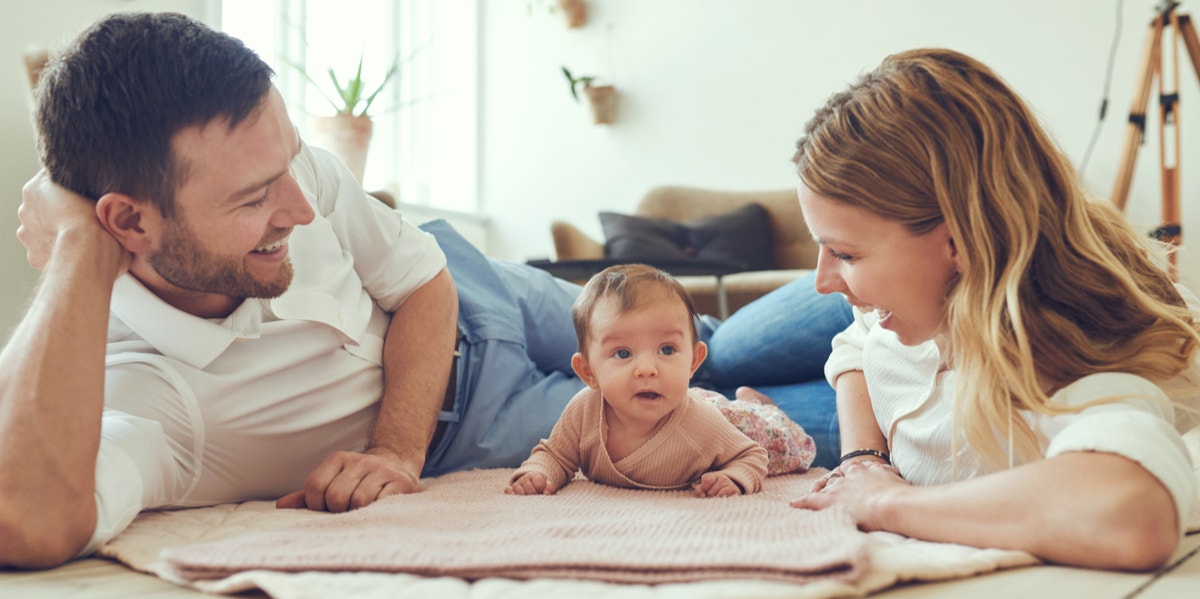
[{"left": 505, "top": 264, "right": 769, "bottom": 498}]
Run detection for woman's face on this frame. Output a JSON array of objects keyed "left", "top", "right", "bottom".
[{"left": 798, "top": 183, "right": 959, "bottom": 346}]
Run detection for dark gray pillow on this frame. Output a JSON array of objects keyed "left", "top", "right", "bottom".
[
  {"left": 598, "top": 212, "right": 694, "bottom": 263},
  {"left": 598, "top": 203, "right": 777, "bottom": 271}
]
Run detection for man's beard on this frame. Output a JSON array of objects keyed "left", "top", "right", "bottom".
[{"left": 149, "top": 218, "right": 293, "bottom": 299}]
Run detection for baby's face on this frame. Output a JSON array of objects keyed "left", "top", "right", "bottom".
[{"left": 581, "top": 293, "right": 703, "bottom": 429}]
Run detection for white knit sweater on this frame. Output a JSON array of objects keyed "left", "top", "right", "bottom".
[{"left": 825, "top": 296, "right": 1200, "bottom": 533}]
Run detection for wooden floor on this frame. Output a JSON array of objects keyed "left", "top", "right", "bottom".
[{"left": 1, "top": 533, "right": 1197, "bottom": 598}]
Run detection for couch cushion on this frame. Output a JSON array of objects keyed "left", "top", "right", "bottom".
[{"left": 599, "top": 204, "right": 777, "bottom": 271}]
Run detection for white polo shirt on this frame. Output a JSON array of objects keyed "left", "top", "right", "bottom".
[{"left": 82, "top": 143, "right": 446, "bottom": 554}]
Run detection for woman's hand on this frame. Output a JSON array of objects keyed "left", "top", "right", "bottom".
[{"left": 791, "top": 460, "right": 907, "bottom": 530}]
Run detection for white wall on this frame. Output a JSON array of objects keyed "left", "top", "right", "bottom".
[
  {"left": 0, "top": 0, "right": 209, "bottom": 337},
  {"left": 0, "top": 0, "right": 1195, "bottom": 338},
  {"left": 477, "top": 0, "right": 1200, "bottom": 291}
]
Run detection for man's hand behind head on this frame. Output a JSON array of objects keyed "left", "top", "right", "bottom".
[{"left": 18, "top": 169, "right": 129, "bottom": 274}]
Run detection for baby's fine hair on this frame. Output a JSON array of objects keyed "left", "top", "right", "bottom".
[{"left": 571, "top": 264, "right": 699, "bottom": 352}]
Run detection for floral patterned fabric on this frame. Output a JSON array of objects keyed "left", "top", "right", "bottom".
[{"left": 693, "top": 388, "right": 817, "bottom": 475}]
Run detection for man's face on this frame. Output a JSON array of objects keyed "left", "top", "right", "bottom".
[
  {"left": 148, "top": 209, "right": 294, "bottom": 300},
  {"left": 139, "top": 87, "right": 315, "bottom": 314}
]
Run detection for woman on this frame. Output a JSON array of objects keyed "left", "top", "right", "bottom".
[{"left": 789, "top": 48, "right": 1200, "bottom": 571}]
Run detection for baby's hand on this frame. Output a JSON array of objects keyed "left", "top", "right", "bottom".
[
  {"left": 504, "top": 472, "right": 558, "bottom": 495},
  {"left": 692, "top": 472, "right": 741, "bottom": 498}
]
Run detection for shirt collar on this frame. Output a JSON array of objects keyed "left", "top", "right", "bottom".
[{"left": 110, "top": 273, "right": 265, "bottom": 369}]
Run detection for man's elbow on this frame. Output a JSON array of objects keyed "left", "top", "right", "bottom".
[{"left": 0, "top": 502, "right": 94, "bottom": 569}]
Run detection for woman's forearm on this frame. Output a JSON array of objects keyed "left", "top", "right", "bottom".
[
  {"left": 869, "top": 451, "right": 1179, "bottom": 570},
  {"left": 834, "top": 371, "right": 888, "bottom": 462}
]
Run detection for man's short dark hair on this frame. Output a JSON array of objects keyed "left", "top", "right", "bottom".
[{"left": 34, "top": 12, "right": 274, "bottom": 216}]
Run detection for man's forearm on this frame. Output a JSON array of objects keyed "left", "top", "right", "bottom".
[
  {"left": 369, "top": 268, "right": 459, "bottom": 475},
  {"left": 0, "top": 225, "right": 125, "bottom": 567}
]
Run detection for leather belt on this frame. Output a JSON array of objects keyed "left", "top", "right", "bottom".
[{"left": 426, "top": 333, "right": 461, "bottom": 457}]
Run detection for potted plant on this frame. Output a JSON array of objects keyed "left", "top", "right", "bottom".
[
  {"left": 557, "top": 0, "right": 587, "bottom": 28},
  {"left": 299, "top": 55, "right": 400, "bottom": 183},
  {"left": 562, "top": 66, "right": 617, "bottom": 125},
  {"left": 526, "top": 0, "right": 588, "bottom": 28}
]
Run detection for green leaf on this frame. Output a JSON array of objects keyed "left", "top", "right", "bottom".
[
  {"left": 288, "top": 47, "right": 404, "bottom": 117},
  {"left": 561, "top": 66, "right": 577, "bottom": 102},
  {"left": 284, "top": 57, "right": 342, "bottom": 114},
  {"left": 361, "top": 58, "right": 402, "bottom": 115}
]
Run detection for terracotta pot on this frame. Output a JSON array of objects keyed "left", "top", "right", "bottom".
[
  {"left": 584, "top": 85, "right": 618, "bottom": 125},
  {"left": 557, "top": 0, "right": 587, "bottom": 28},
  {"left": 312, "top": 114, "right": 373, "bottom": 182}
]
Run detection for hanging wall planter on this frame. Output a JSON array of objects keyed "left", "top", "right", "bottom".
[
  {"left": 557, "top": 0, "right": 587, "bottom": 28},
  {"left": 583, "top": 84, "right": 618, "bottom": 125},
  {"left": 562, "top": 66, "right": 618, "bottom": 125}
]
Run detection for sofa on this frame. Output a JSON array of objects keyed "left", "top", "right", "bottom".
[{"left": 548, "top": 186, "right": 818, "bottom": 318}]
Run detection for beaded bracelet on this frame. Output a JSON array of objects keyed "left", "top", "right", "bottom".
[{"left": 839, "top": 448, "right": 890, "bottom": 464}]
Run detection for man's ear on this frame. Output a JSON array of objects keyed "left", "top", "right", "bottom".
[
  {"left": 571, "top": 352, "right": 599, "bottom": 389},
  {"left": 95, "top": 192, "right": 157, "bottom": 254}
]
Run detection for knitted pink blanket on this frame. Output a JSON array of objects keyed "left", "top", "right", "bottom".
[{"left": 161, "top": 468, "right": 869, "bottom": 585}]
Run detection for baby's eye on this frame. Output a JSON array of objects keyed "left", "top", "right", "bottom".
[
  {"left": 659, "top": 345, "right": 677, "bottom": 356},
  {"left": 614, "top": 348, "right": 632, "bottom": 359}
]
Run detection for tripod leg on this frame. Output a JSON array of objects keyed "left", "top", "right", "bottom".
[
  {"left": 1161, "top": 13, "right": 1200, "bottom": 279},
  {"left": 1180, "top": 15, "right": 1200, "bottom": 87},
  {"left": 1158, "top": 10, "right": 1183, "bottom": 278},
  {"left": 1112, "top": 14, "right": 1164, "bottom": 211}
]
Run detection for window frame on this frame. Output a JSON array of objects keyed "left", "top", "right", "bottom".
[{"left": 215, "top": 0, "right": 479, "bottom": 215}]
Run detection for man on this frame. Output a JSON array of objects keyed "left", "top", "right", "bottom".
[
  {"left": 0, "top": 12, "right": 584, "bottom": 568},
  {"left": 0, "top": 8, "right": 859, "bottom": 571}
]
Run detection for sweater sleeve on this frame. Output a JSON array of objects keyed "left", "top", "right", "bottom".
[
  {"left": 509, "top": 390, "right": 591, "bottom": 491},
  {"left": 688, "top": 394, "right": 768, "bottom": 494},
  {"left": 824, "top": 306, "right": 876, "bottom": 387},
  {"left": 1043, "top": 372, "right": 1197, "bottom": 533}
]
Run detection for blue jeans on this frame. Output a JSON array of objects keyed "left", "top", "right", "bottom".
[
  {"left": 420, "top": 220, "right": 853, "bottom": 474},
  {"left": 693, "top": 272, "right": 854, "bottom": 469},
  {"left": 420, "top": 220, "right": 585, "bottom": 476}
]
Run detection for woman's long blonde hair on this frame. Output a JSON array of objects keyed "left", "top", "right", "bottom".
[{"left": 794, "top": 48, "right": 1200, "bottom": 467}]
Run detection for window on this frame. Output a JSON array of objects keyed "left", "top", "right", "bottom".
[{"left": 218, "top": 0, "right": 478, "bottom": 213}]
